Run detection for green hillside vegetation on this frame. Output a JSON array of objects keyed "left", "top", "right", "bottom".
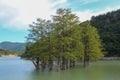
[
  {"left": 0, "top": 41, "right": 25, "bottom": 52},
  {"left": 22, "top": 8, "right": 104, "bottom": 71},
  {"left": 0, "top": 49, "right": 21, "bottom": 56},
  {"left": 91, "top": 9, "right": 120, "bottom": 56}
]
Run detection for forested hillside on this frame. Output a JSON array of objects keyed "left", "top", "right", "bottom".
[
  {"left": 91, "top": 9, "right": 120, "bottom": 56},
  {"left": 0, "top": 41, "right": 25, "bottom": 52},
  {"left": 0, "top": 49, "right": 21, "bottom": 56}
]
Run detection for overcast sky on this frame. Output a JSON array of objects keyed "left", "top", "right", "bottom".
[{"left": 0, "top": 0, "right": 120, "bottom": 42}]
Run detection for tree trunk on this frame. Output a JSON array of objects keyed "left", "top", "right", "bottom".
[
  {"left": 41, "top": 58, "right": 46, "bottom": 70},
  {"left": 57, "top": 35, "right": 61, "bottom": 71},
  {"left": 70, "top": 60, "right": 73, "bottom": 69},
  {"left": 84, "top": 52, "right": 89, "bottom": 68},
  {"left": 83, "top": 35, "right": 90, "bottom": 68},
  {"left": 57, "top": 56, "right": 61, "bottom": 71},
  {"left": 72, "top": 60, "right": 76, "bottom": 68},
  {"left": 66, "top": 59, "right": 69, "bottom": 69},
  {"left": 32, "top": 57, "right": 40, "bottom": 70},
  {"left": 48, "top": 60, "right": 53, "bottom": 71},
  {"left": 61, "top": 57, "right": 66, "bottom": 70}
]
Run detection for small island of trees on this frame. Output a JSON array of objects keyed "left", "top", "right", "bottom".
[{"left": 22, "top": 8, "right": 104, "bottom": 71}]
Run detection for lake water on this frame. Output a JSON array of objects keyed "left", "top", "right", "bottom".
[{"left": 0, "top": 57, "right": 120, "bottom": 80}]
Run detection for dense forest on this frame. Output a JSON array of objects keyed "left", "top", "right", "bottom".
[
  {"left": 22, "top": 8, "right": 104, "bottom": 71},
  {"left": 91, "top": 9, "right": 120, "bottom": 56}
]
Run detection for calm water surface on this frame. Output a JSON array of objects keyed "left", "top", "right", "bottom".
[{"left": 0, "top": 57, "right": 120, "bottom": 80}]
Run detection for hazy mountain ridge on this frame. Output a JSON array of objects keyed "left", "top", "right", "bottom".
[{"left": 0, "top": 41, "right": 25, "bottom": 52}]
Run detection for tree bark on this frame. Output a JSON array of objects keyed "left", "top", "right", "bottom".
[
  {"left": 48, "top": 60, "right": 53, "bottom": 71},
  {"left": 72, "top": 60, "right": 76, "bottom": 68},
  {"left": 70, "top": 60, "right": 73, "bottom": 68},
  {"left": 61, "top": 57, "right": 66, "bottom": 70},
  {"left": 32, "top": 57, "right": 40, "bottom": 70},
  {"left": 66, "top": 59, "right": 69, "bottom": 69},
  {"left": 57, "top": 35, "right": 61, "bottom": 71},
  {"left": 41, "top": 58, "right": 46, "bottom": 70},
  {"left": 84, "top": 52, "right": 89, "bottom": 68}
]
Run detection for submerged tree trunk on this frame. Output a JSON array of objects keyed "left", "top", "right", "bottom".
[
  {"left": 48, "top": 34, "right": 53, "bottom": 71},
  {"left": 57, "top": 35, "right": 61, "bottom": 71},
  {"left": 83, "top": 33, "right": 90, "bottom": 68},
  {"left": 32, "top": 57, "right": 40, "bottom": 70},
  {"left": 48, "top": 60, "right": 53, "bottom": 71},
  {"left": 70, "top": 60, "right": 73, "bottom": 68},
  {"left": 41, "top": 58, "right": 46, "bottom": 70},
  {"left": 66, "top": 59, "right": 69, "bottom": 69},
  {"left": 84, "top": 52, "right": 89, "bottom": 68},
  {"left": 84, "top": 54, "right": 87, "bottom": 68},
  {"left": 57, "top": 56, "right": 61, "bottom": 71},
  {"left": 70, "top": 60, "right": 76, "bottom": 69},
  {"left": 61, "top": 57, "right": 66, "bottom": 70},
  {"left": 72, "top": 60, "right": 76, "bottom": 68}
]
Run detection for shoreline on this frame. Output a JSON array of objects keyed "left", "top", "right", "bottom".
[
  {"left": 101, "top": 57, "right": 120, "bottom": 60},
  {"left": 1, "top": 56, "right": 120, "bottom": 60},
  {"left": 1, "top": 54, "right": 18, "bottom": 57}
]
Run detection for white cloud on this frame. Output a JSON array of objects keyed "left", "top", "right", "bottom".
[
  {"left": 0, "top": 0, "right": 120, "bottom": 30},
  {"left": 94, "top": 6, "right": 120, "bottom": 15},
  {"left": 75, "top": 10, "right": 94, "bottom": 22},
  {"left": 0, "top": 0, "right": 67, "bottom": 30}
]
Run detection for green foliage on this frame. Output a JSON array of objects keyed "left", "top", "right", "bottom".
[
  {"left": 52, "top": 8, "right": 82, "bottom": 61},
  {"left": 80, "top": 21, "right": 104, "bottom": 60},
  {"left": 22, "top": 18, "right": 56, "bottom": 61},
  {"left": 23, "top": 8, "right": 104, "bottom": 70},
  {"left": 91, "top": 9, "right": 120, "bottom": 56}
]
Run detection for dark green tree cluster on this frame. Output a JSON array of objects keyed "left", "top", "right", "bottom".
[
  {"left": 22, "top": 8, "right": 104, "bottom": 71},
  {"left": 91, "top": 9, "right": 120, "bottom": 56}
]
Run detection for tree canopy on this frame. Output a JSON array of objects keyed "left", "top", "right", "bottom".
[{"left": 22, "top": 8, "right": 104, "bottom": 70}]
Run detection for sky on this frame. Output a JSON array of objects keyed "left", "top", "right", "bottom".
[{"left": 0, "top": 0, "right": 120, "bottom": 42}]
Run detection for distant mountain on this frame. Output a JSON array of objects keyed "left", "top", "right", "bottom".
[{"left": 0, "top": 41, "right": 25, "bottom": 52}]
